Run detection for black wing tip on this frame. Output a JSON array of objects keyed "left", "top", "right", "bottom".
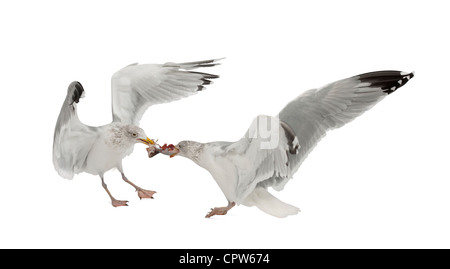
[
  {"left": 189, "top": 71, "right": 220, "bottom": 79},
  {"left": 164, "top": 59, "right": 222, "bottom": 92},
  {"left": 357, "top": 70, "right": 414, "bottom": 95},
  {"left": 189, "top": 71, "right": 220, "bottom": 91},
  {"left": 187, "top": 57, "right": 225, "bottom": 66},
  {"left": 68, "top": 81, "right": 84, "bottom": 104},
  {"left": 165, "top": 58, "right": 225, "bottom": 69}
]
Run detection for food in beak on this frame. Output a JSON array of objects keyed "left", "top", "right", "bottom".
[
  {"left": 161, "top": 144, "right": 180, "bottom": 158},
  {"left": 146, "top": 143, "right": 179, "bottom": 158},
  {"left": 146, "top": 143, "right": 161, "bottom": 158}
]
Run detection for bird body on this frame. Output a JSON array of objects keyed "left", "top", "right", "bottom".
[
  {"left": 185, "top": 139, "right": 300, "bottom": 218},
  {"left": 83, "top": 123, "right": 134, "bottom": 176},
  {"left": 53, "top": 59, "right": 221, "bottom": 206},
  {"left": 177, "top": 117, "right": 299, "bottom": 217},
  {"left": 171, "top": 70, "right": 414, "bottom": 218},
  {"left": 201, "top": 143, "right": 238, "bottom": 202}
]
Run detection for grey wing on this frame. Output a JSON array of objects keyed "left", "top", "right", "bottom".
[
  {"left": 53, "top": 82, "right": 98, "bottom": 179},
  {"left": 225, "top": 115, "right": 299, "bottom": 203},
  {"left": 111, "top": 58, "right": 222, "bottom": 125},
  {"left": 278, "top": 70, "right": 415, "bottom": 176}
]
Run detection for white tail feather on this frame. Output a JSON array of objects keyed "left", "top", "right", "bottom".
[{"left": 243, "top": 187, "right": 300, "bottom": 218}]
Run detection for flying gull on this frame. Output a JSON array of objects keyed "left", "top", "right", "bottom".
[
  {"left": 53, "top": 58, "right": 221, "bottom": 207},
  {"left": 151, "top": 70, "right": 414, "bottom": 217}
]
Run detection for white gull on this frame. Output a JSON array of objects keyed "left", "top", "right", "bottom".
[
  {"left": 53, "top": 58, "right": 221, "bottom": 206},
  {"left": 159, "top": 70, "right": 414, "bottom": 217}
]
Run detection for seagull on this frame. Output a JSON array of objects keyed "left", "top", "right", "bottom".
[
  {"left": 154, "top": 70, "right": 414, "bottom": 217},
  {"left": 53, "top": 58, "right": 221, "bottom": 207}
]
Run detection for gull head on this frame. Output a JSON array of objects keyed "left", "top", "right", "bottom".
[
  {"left": 173, "top": 140, "right": 204, "bottom": 161},
  {"left": 113, "top": 124, "right": 154, "bottom": 146}
]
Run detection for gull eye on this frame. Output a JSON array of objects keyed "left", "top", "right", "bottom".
[{"left": 132, "top": 133, "right": 137, "bottom": 137}]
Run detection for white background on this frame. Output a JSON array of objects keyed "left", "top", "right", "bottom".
[{"left": 0, "top": 0, "right": 449, "bottom": 248}]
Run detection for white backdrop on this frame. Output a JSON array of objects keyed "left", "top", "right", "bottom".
[{"left": 1, "top": 0, "right": 449, "bottom": 248}]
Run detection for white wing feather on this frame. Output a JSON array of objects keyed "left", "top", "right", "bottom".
[
  {"left": 111, "top": 59, "right": 221, "bottom": 125},
  {"left": 225, "top": 115, "right": 296, "bottom": 203},
  {"left": 224, "top": 71, "right": 414, "bottom": 203},
  {"left": 53, "top": 82, "right": 98, "bottom": 179},
  {"left": 278, "top": 70, "right": 415, "bottom": 176}
]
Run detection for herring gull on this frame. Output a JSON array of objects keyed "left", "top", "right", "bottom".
[
  {"left": 152, "top": 70, "right": 414, "bottom": 217},
  {"left": 53, "top": 58, "right": 221, "bottom": 207}
]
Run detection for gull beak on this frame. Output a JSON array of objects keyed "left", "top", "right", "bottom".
[{"left": 138, "top": 137, "right": 155, "bottom": 145}]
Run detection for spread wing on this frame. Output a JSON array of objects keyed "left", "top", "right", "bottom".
[
  {"left": 225, "top": 115, "right": 300, "bottom": 203},
  {"left": 111, "top": 58, "right": 222, "bottom": 125},
  {"left": 278, "top": 70, "right": 415, "bottom": 176},
  {"left": 53, "top": 82, "right": 99, "bottom": 179}
]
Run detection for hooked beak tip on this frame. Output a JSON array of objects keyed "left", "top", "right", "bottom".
[{"left": 138, "top": 137, "right": 155, "bottom": 145}]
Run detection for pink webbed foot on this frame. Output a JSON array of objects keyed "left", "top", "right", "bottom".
[
  {"left": 205, "top": 202, "right": 236, "bottom": 218},
  {"left": 137, "top": 189, "right": 156, "bottom": 199},
  {"left": 111, "top": 199, "right": 129, "bottom": 207}
]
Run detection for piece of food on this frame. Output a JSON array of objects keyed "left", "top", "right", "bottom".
[
  {"left": 160, "top": 144, "right": 180, "bottom": 158},
  {"left": 146, "top": 143, "right": 179, "bottom": 158},
  {"left": 146, "top": 144, "right": 161, "bottom": 158}
]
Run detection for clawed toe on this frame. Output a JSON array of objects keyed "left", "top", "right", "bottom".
[
  {"left": 205, "top": 209, "right": 214, "bottom": 218},
  {"left": 205, "top": 207, "right": 226, "bottom": 218},
  {"left": 205, "top": 202, "right": 235, "bottom": 218},
  {"left": 112, "top": 199, "right": 129, "bottom": 207},
  {"left": 137, "top": 189, "right": 156, "bottom": 199}
]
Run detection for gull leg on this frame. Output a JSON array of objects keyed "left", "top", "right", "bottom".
[
  {"left": 100, "top": 176, "right": 128, "bottom": 207},
  {"left": 121, "top": 173, "right": 156, "bottom": 199},
  {"left": 205, "top": 202, "right": 235, "bottom": 218}
]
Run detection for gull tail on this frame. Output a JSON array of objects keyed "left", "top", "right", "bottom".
[{"left": 244, "top": 187, "right": 300, "bottom": 218}]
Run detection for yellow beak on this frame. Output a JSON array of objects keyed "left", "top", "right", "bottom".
[{"left": 138, "top": 137, "right": 155, "bottom": 145}]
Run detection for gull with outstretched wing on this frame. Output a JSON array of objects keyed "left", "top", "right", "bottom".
[
  {"left": 152, "top": 70, "right": 414, "bottom": 217},
  {"left": 53, "top": 58, "right": 221, "bottom": 207}
]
